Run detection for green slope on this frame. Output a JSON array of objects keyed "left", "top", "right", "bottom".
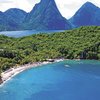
[{"left": 0, "top": 26, "right": 100, "bottom": 72}]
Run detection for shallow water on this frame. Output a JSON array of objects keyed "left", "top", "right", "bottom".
[
  {"left": 0, "top": 30, "right": 64, "bottom": 38},
  {"left": 0, "top": 60, "right": 100, "bottom": 100}
]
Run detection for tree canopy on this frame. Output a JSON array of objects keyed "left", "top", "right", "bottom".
[{"left": 0, "top": 26, "right": 100, "bottom": 72}]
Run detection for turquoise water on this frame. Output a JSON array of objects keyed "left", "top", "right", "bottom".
[
  {"left": 0, "top": 60, "right": 100, "bottom": 100},
  {"left": 0, "top": 30, "right": 64, "bottom": 38}
]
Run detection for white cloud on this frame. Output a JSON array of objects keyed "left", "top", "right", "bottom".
[
  {"left": 0, "top": 0, "right": 40, "bottom": 12},
  {"left": 0, "top": 0, "right": 12, "bottom": 3},
  {"left": 55, "top": 0, "right": 100, "bottom": 18},
  {"left": 0, "top": 0, "right": 99, "bottom": 19}
]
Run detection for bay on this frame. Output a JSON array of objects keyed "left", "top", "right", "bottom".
[
  {"left": 0, "top": 30, "right": 64, "bottom": 38},
  {"left": 0, "top": 60, "right": 100, "bottom": 100}
]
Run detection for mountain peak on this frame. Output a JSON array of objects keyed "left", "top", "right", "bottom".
[
  {"left": 41, "top": 0, "right": 54, "bottom": 2},
  {"left": 23, "top": 0, "right": 72, "bottom": 30},
  {"left": 77, "top": 1, "right": 99, "bottom": 14},
  {"left": 84, "top": 1, "right": 95, "bottom": 5},
  {"left": 5, "top": 8, "right": 27, "bottom": 14},
  {"left": 37, "top": 0, "right": 55, "bottom": 6},
  {"left": 69, "top": 1, "right": 100, "bottom": 27},
  {"left": 82, "top": 1, "right": 98, "bottom": 8}
]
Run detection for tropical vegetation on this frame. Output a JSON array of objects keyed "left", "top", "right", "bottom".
[{"left": 0, "top": 26, "right": 100, "bottom": 74}]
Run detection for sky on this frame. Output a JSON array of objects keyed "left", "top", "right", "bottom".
[{"left": 0, "top": 0, "right": 100, "bottom": 19}]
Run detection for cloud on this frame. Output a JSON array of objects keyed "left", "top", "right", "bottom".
[
  {"left": 0, "top": 0, "right": 41, "bottom": 12},
  {"left": 0, "top": 0, "right": 12, "bottom": 3},
  {"left": 55, "top": 0, "right": 100, "bottom": 18},
  {"left": 27, "top": 0, "right": 40, "bottom": 4}
]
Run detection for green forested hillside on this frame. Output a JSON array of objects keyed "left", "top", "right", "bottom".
[{"left": 0, "top": 26, "right": 100, "bottom": 73}]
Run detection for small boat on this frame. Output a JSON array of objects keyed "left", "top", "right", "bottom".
[{"left": 65, "top": 65, "right": 70, "bottom": 67}]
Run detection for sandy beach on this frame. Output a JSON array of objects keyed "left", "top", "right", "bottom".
[{"left": 0, "top": 59, "right": 64, "bottom": 86}]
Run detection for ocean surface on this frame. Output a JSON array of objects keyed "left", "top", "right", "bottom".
[
  {"left": 0, "top": 30, "right": 64, "bottom": 38},
  {"left": 0, "top": 60, "right": 100, "bottom": 100}
]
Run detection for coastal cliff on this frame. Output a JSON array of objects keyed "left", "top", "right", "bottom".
[{"left": 0, "top": 76, "right": 3, "bottom": 84}]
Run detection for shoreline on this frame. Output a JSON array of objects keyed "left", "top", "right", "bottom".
[
  {"left": 0, "top": 59, "right": 99, "bottom": 86},
  {"left": 0, "top": 59, "right": 64, "bottom": 86}
]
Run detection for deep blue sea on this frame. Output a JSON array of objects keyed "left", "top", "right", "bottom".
[
  {"left": 0, "top": 30, "right": 64, "bottom": 38},
  {"left": 0, "top": 60, "right": 100, "bottom": 100}
]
